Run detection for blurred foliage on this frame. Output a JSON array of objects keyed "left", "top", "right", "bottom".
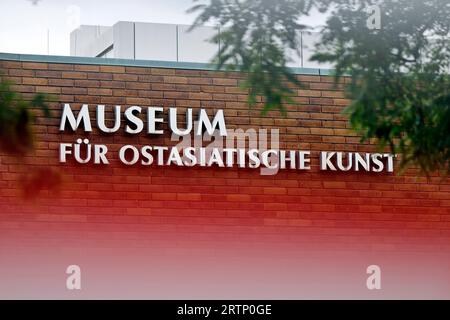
[
  {"left": 0, "top": 75, "right": 50, "bottom": 154},
  {"left": 188, "top": 0, "right": 313, "bottom": 114},
  {"left": 21, "top": 167, "right": 61, "bottom": 199},
  {"left": 190, "top": 0, "right": 450, "bottom": 174},
  {"left": 0, "top": 74, "right": 61, "bottom": 198}
]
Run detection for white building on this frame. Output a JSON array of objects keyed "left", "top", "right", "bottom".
[{"left": 70, "top": 21, "right": 331, "bottom": 69}]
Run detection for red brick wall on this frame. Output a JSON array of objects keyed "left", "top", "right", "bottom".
[{"left": 1, "top": 58, "right": 449, "bottom": 253}]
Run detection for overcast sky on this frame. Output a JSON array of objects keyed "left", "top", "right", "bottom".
[{"left": 0, "top": 0, "right": 326, "bottom": 56}]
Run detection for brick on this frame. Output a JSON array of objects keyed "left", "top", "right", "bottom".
[
  {"left": 188, "top": 77, "right": 212, "bottom": 85},
  {"left": 125, "top": 66, "right": 150, "bottom": 74},
  {"left": 213, "top": 93, "right": 237, "bottom": 101},
  {"left": 125, "top": 82, "right": 149, "bottom": 90},
  {"left": 333, "top": 98, "right": 352, "bottom": 106},
  {"left": 113, "top": 73, "right": 138, "bottom": 81},
  {"left": 125, "top": 97, "right": 150, "bottom": 105},
  {"left": 213, "top": 78, "right": 237, "bottom": 86},
  {"left": 32, "top": 70, "right": 61, "bottom": 78},
  {"left": 99, "top": 65, "right": 126, "bottom": 73},
  {"left": 88, "top": 72, "right": 113, "bottom": 80},
  {"left": 74, "top": 80, "right": 100, "bottom": 87},
  {"left": 298, "top": 89, "right": 321, "bottom": 97},
  {"left": 74, "top": 65, "right": 100, "bottom": 72},
  {"left": 175, "top": 69, "right": 202, "bottom": 76},
  {"left": 62, "top": 87, "right": 87, "bottom": 95},
  {"left": 62, "top": 71, "right": 87, "bottom": 79},
  {"left": 321, "top": 90, "right": 346, "bottom": 98},
  {"left": 227, "top": 194, "right": 251, "bottom": 202},
  {"left": 264, "top": 187, "right": 287, "bottom": 195},
  {"left": 310, "top": 98, "right": 334, "bottom": 105},
  {"left": 22, "top": 62, "right": 48, "bottom": 70},
  {"left": 48, "top": 63, "right": 74, "bottom": 71},
  {"left": 310, "top": 128, "right": 334, "bottom": 135},
  {"left": 163, "top": 76, "right": 188, "bottom": 84},
  {"left": 9, "top": 69, "right": 34, "bottom": 77},
  {"left": 22, "top": 77, "right": 48, "bottom": 85},
  {"left": 88, "top": 88, "right": 112, "bottom": 96},
  {"left": 177, "top": 193, "right": 202, "bottom": 201},
  {"left": 48, "top": 79, "right": 74, "bottom": 87},
  {"left": 151, "top": 68, "right": 176, "bottom": 75},
  {"left": 310, "top": 82, "right": 343, "bottom": 90},
  {"left": 297, "top": 75, "right": 321, "bottom": 82},
  {"left": 189, "top": 92, "right": 213, "bottom": 100},
  {"left": 163, "top": 91, "right": 189, "bottom": 99},
  {"left": 0, "top": 61, "right": 21, "bottom": 68},
  {"left": 36, "top": 86, "right": 61, "bottom": 94},
  {"left": 323, "top": 181, "right": 346, "bottom": 189}
]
